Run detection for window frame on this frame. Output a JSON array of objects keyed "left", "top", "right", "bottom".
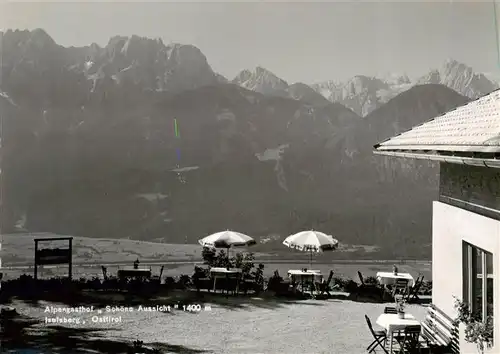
[{"left": 463, "top": 241, "right": 493, "bottom": 322}]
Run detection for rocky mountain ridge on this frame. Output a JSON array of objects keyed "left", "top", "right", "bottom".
[
  {"left": 1, "top": 29, "right": 222, "bottom": 108},
  {"left": 230, "top": 60, "right": 496, "bottom": 117},
  {"left": 3, "top": 28, "right": 489, "bottom": 116},
  {"left": 311, "top": 59, "right": 498, "bottom": 116}
]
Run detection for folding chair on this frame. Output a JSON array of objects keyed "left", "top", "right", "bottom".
[
  {"left": 405, "top": 276, "right": 424, "bottom": 303},
  {"left": 316, "top": 270, "right": 334, "bottom": 296},
  {"left": 401, "top": 276, "right": 419, "bottom": 301},
  {"left": 357, "top": 271, "right": 383, "bottom": 300},
  {"left": 395, "top": 325, "right": 422, "bottom": 353},
  {"left": 392, "top": 279, "right": 409, "bottom": 299},
  {"left": 358, "top": 271, "right": 365, "bottom": 286},
  {"left": 365, "top": 315, "right": 389, "bottom": 354}
]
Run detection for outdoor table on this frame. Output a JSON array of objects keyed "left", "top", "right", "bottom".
[
  {"left": 117, "top": 267, "right": 152, "bottom": 279},
  {"left": 210, "top": 267, "right": 242, "bottom": 293},
  {"left": 287, "top": 270, "right": 323, "bottom": 296},
  {"left": 376, "top": 272, "right": 415, "bottom": 287},
  {"left": 376, "top": 313, "right": 421, "bottom": 354}
]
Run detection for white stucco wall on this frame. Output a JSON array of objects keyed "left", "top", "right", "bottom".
[{"left": 433, "top": 201, "right": 500, "bottom": 353}]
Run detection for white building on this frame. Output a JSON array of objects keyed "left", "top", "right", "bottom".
[{"left": 374, "top": 89, "right": 500, "bottom": 353}]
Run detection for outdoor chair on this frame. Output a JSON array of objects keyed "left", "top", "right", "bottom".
[
  {"left": 392, "top": 279, "right": 409, "bottom": 299},
  {"left": 358, "top": 271, "right": 365, "bottom": 285},
  {"left": 316, "top": 270, "right": 334, "bottom": 297},
  {"left": 403, "top": 276, "right": 424, "bottom": 303},
  {"left": 241, "top": 274, "right": 264, "bottom": 295},
  {"left": 357, "top": 271, "right": 383, "bottom": 301},
  {"left": 384, "top": 306, "right": 398, "bottom": 314},
  {"left": 395, "top": 325, "right": 422, "bottom": 353},
  {"left": 267, "top": 270, "right": 292, "bottom": 296},
  {"left": 365, "top": 314, "right": 389, "bottom": 354},
  {"left": 193, "top": 268, "right": 213, "bottom": 293},
  {"left": 240, "top": 275, "right": 256, "bottom": 295}
]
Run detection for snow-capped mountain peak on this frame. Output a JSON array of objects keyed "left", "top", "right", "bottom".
[
  {"left": 310, "top": 76, "right": 391, "bottom": 116},
  {"left": 309, "top": 59, "right": 499, "bottom": 116},
  {"left": 416, "top": 59, "right": 498, "bottom": 100}
]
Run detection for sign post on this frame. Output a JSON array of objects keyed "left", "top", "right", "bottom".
[{"left": 34, "top": 237, "right": 73, "bottom": 280}]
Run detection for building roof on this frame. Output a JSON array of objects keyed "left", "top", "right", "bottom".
[{"left": 374, "top": 89, "right": 500, "bottom": 154}]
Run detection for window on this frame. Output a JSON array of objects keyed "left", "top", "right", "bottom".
[{"left": 463, "top": 242, "right": 494, "bottom": 342}]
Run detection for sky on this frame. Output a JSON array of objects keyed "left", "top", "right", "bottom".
[{"left": 1, "top": 1, "right": 500, "bottom": 84}]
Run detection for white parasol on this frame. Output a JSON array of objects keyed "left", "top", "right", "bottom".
[
  {"left": 199, "top": 230, "right": 256, "bottom": 248},
  {"left": 283, "top": 230, "right": 339, "bottom": 268},
  {"left": 199, "top": 230, "right": 256, "bottom": 262}
]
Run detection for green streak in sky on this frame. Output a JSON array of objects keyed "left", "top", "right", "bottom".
[{"left": 174, "top": 118, "right": 179, "bottom": 137}]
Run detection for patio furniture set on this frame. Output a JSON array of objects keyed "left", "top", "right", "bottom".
[
  {"left": 193, "top": 266, "right": 263, "bottom": 295},
  {"left": 366, "top": 282, "right": 458, "bottom": 354},
  {"left": 356, "top": 270, "right": 425, "bottom": 303},
  {"left": 193, "top": 267, "right": 336, "bottom": 297},
  {"left": 194, "top": 229, "right": 340, "bottom": 296},
  {"left": 267, "top": 268, "right": 335, "bottom": 298}
]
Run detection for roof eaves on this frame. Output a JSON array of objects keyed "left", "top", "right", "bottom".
[
  {"left": 375, "top": 144, "right": 500, "bottom": 153},
  {"left": 373, "top": 150, "right": 500, "bottom": 168},
  {"left": 372, "top": 87, "right": 500, "bottom": 149}
]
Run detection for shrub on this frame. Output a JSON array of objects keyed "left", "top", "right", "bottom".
[
  {"left": 232, "top": 252, "right": 244, "bottom": 268},
  {"left": 177, "top": 275, "right": 192, "bottom": 289},
  {"left": 201, "top": 248, "right": 257, "bottom": 276},
  {"left": 344, "top": 280, "right": 358, "bottom": 293},
  {"left": 454, "top": 297, "right": 493, "bottom": 354},
  {"left": 233, "top": 253, "right": 255, "bottom": 274},
  {"left": 332, "top": 276, "right": 347, "bottom": 290},
  {"left": 201, "top": 247, "right": 217, "bottom": 266},
  {"left": 163, "top": 276, "right": 176, "bottom": 289},
  {"left": 201, "top": 248, "right": 232, "bottom": 268},
  {"left": 192, "top": 266, "right": 209, "bottom": 280},
  {"left": 215, "top": 250, "right": 231, "bottom": 268},
  {"left": 252, "top": 263, "right": 265, "bottom": 286},
  {"left": 267, "top": 271, "right": 284, "bottom": 292},
  {"left": 364, "top": 276, "right": 378, "bottom": 285},
  {"left": 133, "top": 339, "right": 143, "bottom": 349}
]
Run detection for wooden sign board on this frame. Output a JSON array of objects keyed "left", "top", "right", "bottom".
[{"left": 35, "top": 248, "right": 71, "bottom": 265}]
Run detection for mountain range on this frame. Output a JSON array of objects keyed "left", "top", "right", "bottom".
[
  {"left": 0, "top": 29, "right": 486, "bottom": 259},
  {"left": 234, "top": 60, "right": 498, "bottom": 117}
]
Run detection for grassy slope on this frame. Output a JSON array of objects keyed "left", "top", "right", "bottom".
[{"left": 2, "top": 233, "right": 401, "bottom": 266}]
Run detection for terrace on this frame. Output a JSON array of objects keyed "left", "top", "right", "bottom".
[
  {"left": 5, "top": 297, "right": 429, "bottom": 354},
  {"left": 1, "top": 248, "right": 437, "bottom": 354}
]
